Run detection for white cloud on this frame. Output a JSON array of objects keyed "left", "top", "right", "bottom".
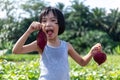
[
  {"left": 1, "top": 0, "right": 120, "bottom": 19},
  {"left": 44, "top": 0, "right": 71, "bottom": 7},
  {"left": 84, "top": 0, "right": 120, "bottom": 11},
  {"left": 45, "top": 0, "right": 120, "bottom": 12},
  {"left": 0, "top": 11, "right": 6, "bottom": 19}
]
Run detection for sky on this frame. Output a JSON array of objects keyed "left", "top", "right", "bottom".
[
  {"left": 0, "top": 0, "right": 120, "bottom": 18},
  {"left": 45, "top": 0, "right": 120, "bottom": 12}
]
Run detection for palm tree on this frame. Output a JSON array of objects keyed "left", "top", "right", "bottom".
[
  {"left": 55, "top": 2, "right": 65, "bottom": 12},
  {"left": 92, "top": 8, "right": 120, "bottom": 41}
]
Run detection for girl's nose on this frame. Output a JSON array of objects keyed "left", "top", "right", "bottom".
[{"left": 45, "top": 21, "right": 51, "bottom": 27}]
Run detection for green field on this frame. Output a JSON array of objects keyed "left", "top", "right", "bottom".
[{"left": 0, "top": 54, "right": 120, "bottom": 80}]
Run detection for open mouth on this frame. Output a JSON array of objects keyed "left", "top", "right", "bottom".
[{"left": 46, "top": 29, "right": 54, "bottom": 36}]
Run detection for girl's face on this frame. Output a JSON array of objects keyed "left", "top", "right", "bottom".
[{"left": 41, "top": 11, "right": 59, "bottom": 40}]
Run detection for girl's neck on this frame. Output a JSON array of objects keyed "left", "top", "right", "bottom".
[{"left": 47, "top": 37, "right": 60, "bottom": 47}]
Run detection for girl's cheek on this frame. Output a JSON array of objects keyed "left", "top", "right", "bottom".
[
  {"left": 41, "top": 26, "right": 46, "bottom": 33},
  {"left": 54, "top": 21, "right": 58, "bottom": 24}
]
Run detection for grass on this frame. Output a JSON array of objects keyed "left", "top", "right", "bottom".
[
  {"left": 0, "top": 54, "right": 40, "bottom": 61},
  {"left": 69, "top": 54, "right": 120, "bottom": 80},
  {"left": 0, "top": 54, "right": 120, "bottom": 80}
]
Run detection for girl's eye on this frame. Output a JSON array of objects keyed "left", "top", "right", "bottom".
[
  {"left": 42, "top": 20, "right": 46, "bottom": 23},
  {"left": 51, "top": 20, "right": 55, "bottom": 22},
  {"left": 51, "top": 19, "right": 57, "bottom": 22}
]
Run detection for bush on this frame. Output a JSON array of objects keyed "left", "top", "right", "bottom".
[
  {"left": 0, "top": 41, "right": 13, "bottom": 54},
  {"left": 112, "top": 45, "right": 120, "bottom": 55},
  {"left": 1, "top": 55, "right": 120, "bottom": 80},
  {"left": 0, "top": 59, "right": 40, "bottom": 80},
  {"left": 60, "top": 30, "right": 118, "bottom": 54},
  {"left": 0, "top": 54, "right": 39, "bottom": 61}
]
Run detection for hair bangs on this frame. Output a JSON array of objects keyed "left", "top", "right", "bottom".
[{"left": 39, "top": 7, "right": 58, "bottom": 22}]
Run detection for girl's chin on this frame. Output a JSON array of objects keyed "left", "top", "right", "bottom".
[
  {"left": 47, "top": 36, "right": 54, "bottom": 40},
  {"left": 47, "top": 35, "right": 57, "bottom": 40}
]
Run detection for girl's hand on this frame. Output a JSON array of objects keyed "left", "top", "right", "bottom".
[
  {"left": 27, "top": 21, "right": 42, "bottom": 33},
  {"left": 90, "top": 43, "right": 102, "bottom": 56}
]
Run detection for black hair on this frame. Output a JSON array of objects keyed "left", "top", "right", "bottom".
[{"left": 39, "top": 6, "right": 65, "bottom": 35}]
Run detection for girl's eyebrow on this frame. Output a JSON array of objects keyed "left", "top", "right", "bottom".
[
  {"left": 51, "top": 17, "right": 57, "bottom": 19},
  {"left": 42, "top": 17, "right": 57, "bottom": 19}
]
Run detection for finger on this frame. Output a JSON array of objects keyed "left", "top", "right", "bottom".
[
  {"left": 34, "top": 22, "right": 41, "bottom": 30},
  {"left": 39, "top": 23, "right": 46, "bottom": 31},
  {"left": 42, "top": 24, "right": 46, "bottom": 27},
  {"left": 98, "top": 43, "right": 101, "bottom": 48},
  {"left": 37, "top": 23, "right": 42, "bottom": 30},
  {"left": 95, "top": 43, "right": 102, "bottom": 51}
]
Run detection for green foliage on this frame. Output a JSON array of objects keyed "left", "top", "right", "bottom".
[
  {"left": 0, "top": 0, "right": 120, "bottom": 55},
  {"left": 69, "top": 55, "right": 120, "bottom": 80},
  {"left": 21, "top": 0, "right": 45, "bottom": 18},
  {"left": 0, "top": 54, "right": 120, "bottom": 80},
  {"left": 0, "top": 54, "right": 39, "bottom": 61},
  {"left": 60, "top": 30, "right": 117, "bottom": 54},
  {"left": 0, "top": 59, "right": 40, "bottom": 80},
  {"left": 65, "top": 1, "right": 91, "bottom": 35},
  {"left": 0, "top": 0, "right": 45, "bottom": 45},
  {"left": 0, "top": 41, "right": 13, "bottom": 54},
  {"left": 15, "top": 17, "right": 38, "bottom": 44},
  {"left": 55, "top": 2, "right": 65, "bottom": 12},
  {"left": 112, "top": 45, "right": 120, "bottom": 55},
  {"left": 91, "top": 8, "right": 120, "bottom": 42},
  {"left": 1, "top": 41, "right": 12, "bottom": 50}
]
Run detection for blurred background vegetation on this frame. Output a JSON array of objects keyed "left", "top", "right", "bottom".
[{"left": 0, "top": 0, "right": 120, "bottom": 55}]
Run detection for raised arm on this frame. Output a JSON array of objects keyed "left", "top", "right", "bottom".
[
  {"left": 12, "top": 21, "right": 42, "bottom": 54},
  {"left": 68, "top": 42, "right": 102, "bottom": 66}
]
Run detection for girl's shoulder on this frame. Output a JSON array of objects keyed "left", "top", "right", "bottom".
[
  {"left": 61, "top": 40, "right": 73, "bottom": 52},
  {"left": 60, "top": 40, "right": 70, "bottom": 47}
]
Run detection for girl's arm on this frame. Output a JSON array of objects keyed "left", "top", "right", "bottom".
[
  {"left": 12, "top": 21, "right": 42, "bottom": 54},
  {"left": 68, "top": 43, "right": 101, "bottom": 66}
]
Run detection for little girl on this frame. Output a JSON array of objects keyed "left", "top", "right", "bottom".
[{"left": 12, "top": 6, "right": 102, "bottom": 80}]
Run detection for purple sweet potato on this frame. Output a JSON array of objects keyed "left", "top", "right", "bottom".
[
  {"left": 93, "top": 52, "right": 107, "bottom": 65},
  {"left": 37, "top": 30, "right": 47, "bottom": 51}
]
